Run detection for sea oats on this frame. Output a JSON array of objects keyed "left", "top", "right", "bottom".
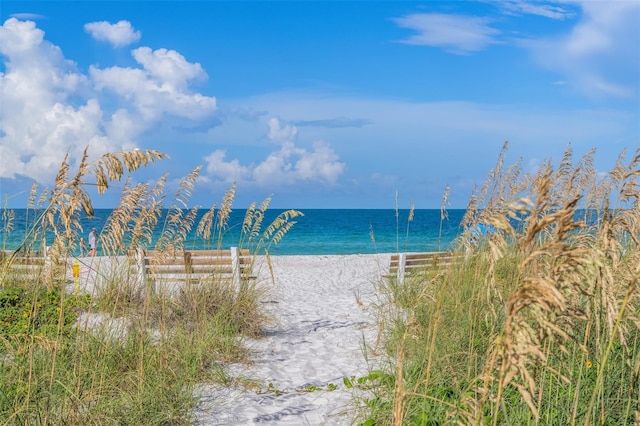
[
  {"left": 259, "top": 209, "right": 304, "bottom": 252},
  {"left": 93, "top": 149, "right": 169, "bottom": 194},
  {"left": 249, "top": 196, "right": 271, "bottom": 244},
  {"left": 242, "top": 202, "right": 256, "bottom": 236},
  {"left": 196, "top": 203, "right": 217, "bottom": 244},
  {"left": 156, "top": 167, "right": 201, "bottom": 251},
  {"left": 36, "top": 187, "right": 49, "bottom": 209},
  {"left": 217, "top": 182, "right": 236, "bottom": 232},
  {"left": 27, "top": 181, "right": 38, "bottom": 210}
]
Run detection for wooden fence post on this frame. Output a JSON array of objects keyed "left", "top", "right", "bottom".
[
  {"left": 231, "top": 246, "right": 241, "bottom": 290},
  {"left": 135, "top": 246, "right": 147, "bottom": 291},
  {"left": 397, "top": 252, "right": 406, "bottom": 284}
]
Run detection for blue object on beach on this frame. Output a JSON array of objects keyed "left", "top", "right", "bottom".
[
  {"left": 471, "top": 223, "right": 497, "bottom": 243},
  {"left": 475, "top": 223, "right": 496, "bottom": 236}
]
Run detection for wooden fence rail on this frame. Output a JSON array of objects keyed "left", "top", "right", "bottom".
[
  {"left": 129, "top": 247, "right": 255, "bottom": 292},
  {"left": 388, "top": 251, "right": 465, "bottom": 283}
]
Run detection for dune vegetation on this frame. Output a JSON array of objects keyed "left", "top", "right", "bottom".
[
  {"left": 0, "top": 147, "right": 301, "bottom": 424},
  {"left": 361, "top": 143, "right": 640, "bottom": 425},
  {"left": 1, "top": 143, "right": 638, "bottom": 425}
]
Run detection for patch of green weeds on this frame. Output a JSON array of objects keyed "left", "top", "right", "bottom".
[
  {"left": 261, "top": 380, "right": 343, "bottom": 396},
  {"left": 0, "top": 285, "right": 90, "bottom": 339}
]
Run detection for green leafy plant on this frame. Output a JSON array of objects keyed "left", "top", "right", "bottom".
[{"left": 0, "top": 285, "right": 89, "bottom": 338}]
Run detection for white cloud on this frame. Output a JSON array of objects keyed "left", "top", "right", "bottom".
[
  {"left": 0, "top": 18, "right": 218, "bottom": 187},
  {"left": 294, "top": 141, "right": 345, "bottom": 182},
  {"left": 218, "top": 90, "right": 636, "bottom": 207},
  {"left": 202, "top": 117, "right": 345, "bottom": 187},
  {"left": 104, "top": 108, "right": 147, "bottom": 146},
  {"left": 84, "top": 20, "right": 141, "bottom": 47},
  {"left": 0, "top": 18, "right": 104, "bottom": 181},
  {"left": 90, "top": 47, "right": 216, "bottom": 120},
  {"left": 1, "top": 9, "right": 636, "bottom": 210},
  {"left": 267, "top": 117, "right": 297, "bottom": 143},
  {"left": 204, "top": 150, "right": 251, "bottom": 183},
  {"left": 392, "top": 3, "right": 638, "bottom": 100},
  {"left": 132, "top": 47, "right": 206, "bottom": 88},
  {"left": 523, "top": 1, "right": 640, "bottom": 99},
  {"left": 392, "top": 13, "right": 500, "bottom": 54}
]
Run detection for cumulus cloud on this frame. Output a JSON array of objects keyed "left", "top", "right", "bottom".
[
  {"left": 203, "top": 117, "right": 345, "bottom": 187},
  {"left": 84, "top": 20, "right": 141, "bottom": 47},
  {"left": 267, "top": 117, "right": 297, "bottom": 143},
  {"left": 90, "top": 47, "right": 215, "bottom": 120},
  {"left": 204, "top": 150, "right": 251, "bottom": 183},
  {"left": 392, "top": 13, "right": 500, "bottom": 54},
  {"left": 0, "top": 17, "right": 218, "bottom": 186},
  {"left": 0, "top": 18, "right": 104, "bottom": 181}
]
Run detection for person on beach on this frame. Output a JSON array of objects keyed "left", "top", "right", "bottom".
[
  {"left": 79, "top": 237, "right": 87, "bottom": 256},
  {"left": 88, "top": 228, "right": 97, "bottom": 257}
]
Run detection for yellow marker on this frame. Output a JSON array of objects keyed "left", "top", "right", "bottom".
[{"left": 73, "top": 259, "right": 80, "bottom": 295}]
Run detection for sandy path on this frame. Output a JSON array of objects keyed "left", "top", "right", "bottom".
[{"left": 194, "top": 254, "right": 390, "bottom": 425}]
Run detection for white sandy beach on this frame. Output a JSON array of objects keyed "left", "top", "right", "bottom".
[
  {"left": 194, "top": 254, "right": 390, "bottom": 425},
  {"left": 69, "top": 253, "right": 391, "bottom": 425}
]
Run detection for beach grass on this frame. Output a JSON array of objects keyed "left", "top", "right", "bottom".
[
  {"left": 361, "top": 144, "right": 640, "bottom": 425},
  {"left": 0, "top": 147, "right": 300, "bottom": 424},
  {"left": 2, "top": 142, "right": 639, "bottom": 425}
]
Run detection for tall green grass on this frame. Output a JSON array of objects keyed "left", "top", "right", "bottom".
[
  {"left": 0, "top": 147, "right": 302, "bottom": 424},
  {"left": 361, "top": 144, "right": 640, "bottom": 425}
]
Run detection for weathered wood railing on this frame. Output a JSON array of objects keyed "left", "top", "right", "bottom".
[
  {"left": 0, "top": 250, "right": 65, "bottom": 283},
  {"left": 388, "top": 251, "right": 465, "bottom": 283},
  {"left": 129, "top": 247, "right": 255, "bottom": 292}
]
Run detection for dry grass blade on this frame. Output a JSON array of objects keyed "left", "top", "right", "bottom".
[
  {"left": 373, "top": 146, "right": 640, "bottom": 426},
  {"left": 217, "top": 182, "right": 237, "bottom": 232},
  {"left": 271, "top": 221, "right": 296, "bottom": 245},
  {"left": 36, "top": 187, "right": 49, "bottom": 208},
  {"left": 92, "top": 149, "right": 169, "bottom": 194},
  {"left": 174, "top": 166, "right": 201, "bottom": 209},
  {"left": 179, "top": 207, "right": 199, "bottom": 245},
  {"left": 263, "top": 209, "right": 304, "bottom": 240},
  {"left": 249, "top": 197, "right": 271, "bottom": 243},
  {"left": 196, "top": 203, "right": 217, "bottom": 243},
  {"left": 152, "top": 172, "right": 169, "bottom": 200},
  {"left": 70, "top": 147, "right": 94, "bottom": 217},
  {"left": 440, "top": 187, "right": 448, "bottom": 222},
  {"left": 100, "top": 179, "right": 151, "bottom": 255},
  {"left": 1, "top": 208, "right": 15, "bottom": 249},
  {"left": 236, "top": 202, "right": 257, "bottom": 249},
  {"left": 12, "top": 146, "right": 169, "bottom": 262},
  {"left": 242, "top": 202, "right": 256, "bottom": 235},
  {"left": 254, "top": 209, "right": 304, "bottom": 252},
  {"left": 458, "top": 142, "right": 522, "bottom": 253},
  {"left": 27, "top": 181, "right": 38, "bottom": 209},
  {"left": 156, "top": 167, "right": 200, "bottom": 250}
]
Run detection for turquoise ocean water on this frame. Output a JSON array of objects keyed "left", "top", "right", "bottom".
[{"left": 1, "top": 209, "right": 467, "bottom": 255}]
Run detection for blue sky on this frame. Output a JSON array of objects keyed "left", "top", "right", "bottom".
[{"left": 1, "top": 1, "right": 638, "bottom": 209}]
